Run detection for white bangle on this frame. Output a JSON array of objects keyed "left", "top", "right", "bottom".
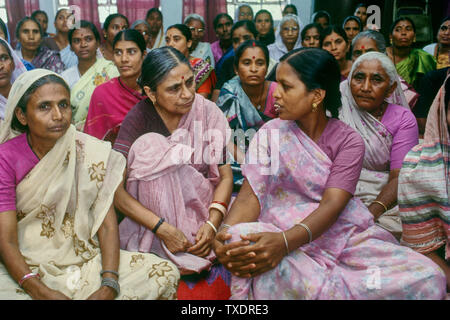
[
  {"left": 296, "top": 223, "right": 313, "bottom": 244},
  {"left": 208, "top": 203, "right": 227, "bottom": 218},
  {"left": 206, "top": 221, "right": 218, "bottom": 234}
]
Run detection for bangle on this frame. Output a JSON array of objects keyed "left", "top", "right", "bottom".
[
  {"left": 212, "top": 200, "right": 228, "bottom": 210},
  {"left": 218, "top": 223, "right": 231, "bottom": 233},
  {"left": 19, "top": 272, "right": 40, "bottom": 288},
  {"left": 152, "top": 217, "right": 165, "bottom": 234},
  {"left": 372, "top": 200, "right": 388, "bottom": 212},
  {"left": 282, "top": 232, "right": 289, "bottom": 254},
  {"left": 296, "top": 223, "right": 313, "bottom": 244},
  {"left": 101, "top": 277, "right": 120, "bottom": 297},
  {"left": 209, "top": 203, "right": 227, "bottom": 218},
  {"left": 206, "top": 221, "right": 218, "bottom": 234},
  {"left": 100, "top": 270, "right": 119, "bottom": 279}
]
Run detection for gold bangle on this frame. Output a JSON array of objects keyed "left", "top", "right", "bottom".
[
  {"left": 372, "top": 200, "right": 388, "bottom": 212},
  {"left": 282, "top": 231, "right": 289, "bottom": 254}
]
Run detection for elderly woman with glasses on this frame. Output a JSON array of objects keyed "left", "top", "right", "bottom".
[
  {"left": 268, "top": 14, "right": 303, "bottom": 62},
  {"left": 184, "top": 14, "right": 215, "bottom": 69}
]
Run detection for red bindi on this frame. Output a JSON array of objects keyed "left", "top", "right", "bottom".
[
  {"left": 181, "top": 76, "right": 184, "bottom": 80},
  {"left": 361, "top": 45, "right": 365, "bottom": 49},
  {"left": 252, "top": 56, "right": 255, "bottom": 59}
]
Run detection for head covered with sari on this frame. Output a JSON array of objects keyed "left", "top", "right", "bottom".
[
  {"left": 0, "top": 71, "right": 183, "bottom": 300},
  {"left": 0, "top": 38, "right": 27, "bottom": 120},
  {"left": 271, "top": 14, "right": 303, "bottom": 60},
  {"left": 399, "top": 72, "right": 450, "bottom": 258},
  {"left": 339, "top": 51, "right": 408, "bottom": 171}
]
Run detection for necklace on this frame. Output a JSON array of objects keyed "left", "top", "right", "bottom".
[{"left": 254, "top": 82, "right": 267, "bottom": 112}]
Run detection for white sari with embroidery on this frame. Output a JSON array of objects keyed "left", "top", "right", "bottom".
[{"left": 0, "top": 69, "right": 180, "bottom": 300}]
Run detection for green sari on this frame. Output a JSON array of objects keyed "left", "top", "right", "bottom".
[
  {"left": 71, "top": 58, "right": 119, "bottom": 130},
  {"left": 395, "top": 49, "right": 436, "bottom": 89}
]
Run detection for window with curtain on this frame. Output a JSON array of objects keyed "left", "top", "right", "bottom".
[
  {"left": 0, "top": 0, "right": 7, "bottom": 23},
  {"left": 97, "top": 0, "right": 118, "bottom": 23},
  {"left": 226, "top": 0, "right": 290, "bottom": 21}
]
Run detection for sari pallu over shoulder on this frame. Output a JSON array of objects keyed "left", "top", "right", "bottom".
[
  {"left": 0, "top": 69, "right": 181, "bottom": 299},
  {"left": 71, "top": 58, "right": 120, "bottom": 129},
  {"left": 395, "top": 49, "right": 436, "bottom": 89},
  {"left": 119, "top": 94, "right": 231, "bottom": 275},
  {"left": 15, "top": 125, "right": 126, "bottom": 267},
  {"left": 338, "top": 61, "right": 412, "bottom": 237},
  {"left": 226, "top": 119, "right": 446, "bottom": 300}
]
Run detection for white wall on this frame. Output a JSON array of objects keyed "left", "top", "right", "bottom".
[
  {"left": 39, "top": 0, "right": 58, "bottom": 34},
  {"left": 161, "top": 0, "right": 183, "bottom": 31},
  {"left": 291, "top": 0, "right": 315, "bottom": 25}
]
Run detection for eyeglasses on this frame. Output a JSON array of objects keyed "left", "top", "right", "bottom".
[
  {"left": 282, "top": 26, "right": 299, "bottom": 33},
  {"left": 189, "top": 27, "right": 204, "bottom": 33}
]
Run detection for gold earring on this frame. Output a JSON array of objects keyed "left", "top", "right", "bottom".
[{"left": 312, "top": 103, "right": 318, "bottom": 112}]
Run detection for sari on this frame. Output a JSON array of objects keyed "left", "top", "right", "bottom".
[
  {"left": 0, "top": 69, "right": 180, "bottom": 300},
  {"left": 83, "top": 76, "right": 145, "bottom": 142},
  {"left": 190, "top": 57, "right": 216, "bottom": 95},
  {"left": 0, "top": 38, "right": 27, "bottom": 121},
  {"left": 226, "top": 118, "right": 446, "bottom": 300},
  {"left": 216, "top": 77, "right": 277, "bottom": 190},
  {"left": 423, "top": 43, "right": 450, "bottom": 70},
  {"left": 191, "top": 42, "right": 215, "bottom": 69},
  {"left": 16, "top": 45, "right": 65, "bottom": 74},
  {"left": 399, "top": 74, "right": 450, "bottom": 258},
  {"left": 118, "top": 94, "right": 231, "bottom": 275},
  {"left": 395, "top": 48, "right": 436, "bottom": 89},
  {"left": 70, "top": 58, "right": 119, "bottom": 130},
  {"left": 339, "top": 52, "right": 416, "bottom": 237},
  {"left": 267, "top": 14, "right": 303, "bottom": 62}
]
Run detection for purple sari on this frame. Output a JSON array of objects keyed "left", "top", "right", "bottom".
[{"left": 226, "top": 119, "right": 446, "bottom": 300}]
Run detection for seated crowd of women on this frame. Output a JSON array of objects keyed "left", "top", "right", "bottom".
[{"left": 0, "top": 4, "right": 449, "bottom": 300}]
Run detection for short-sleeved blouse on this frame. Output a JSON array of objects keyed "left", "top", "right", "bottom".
[{"left": 0, "top": 134, "right": 39, "bottom": 212}]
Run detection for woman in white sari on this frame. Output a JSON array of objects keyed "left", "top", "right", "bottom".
[
  {"left": 0, "top": 38, "right": 27, "bottom": 121},
  {"left": 268, "top": 14, "right": 303, "bottom": 62},
  {"left": 339, "top": 52, "right": 419, "bottom": 238},
  {"left": 0, "top": 69, "right": 179, "bottom": 300}
]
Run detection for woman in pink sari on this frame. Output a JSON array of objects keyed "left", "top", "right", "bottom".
[
  {"left": 213, "top": 48, "right": 447, "bottom": 300},
  {"left": 83, "top": 30, "right": 146, "bottom": 142},
  {"left": 114, "top": 47, "right": 234, "bottom": 299}
]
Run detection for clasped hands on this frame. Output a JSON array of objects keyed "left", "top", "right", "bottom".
[
  {"left": 213, "top": 230, "right": 287, "bottom": 278},
  {"left": 157, "top": 221, "right": 216, "bottom": 257}
]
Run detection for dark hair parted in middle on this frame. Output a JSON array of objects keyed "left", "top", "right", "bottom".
[
  {"left": 113, "top": 29, "right": 147, "bottom": 53},
  {"left": 138, "top": 46, "right": 192, "bottom": 92},
  {"left": 280, "top": 48, "right": 341, "bottom": 118},
  {"left": 301, "top": 23, "right": 323, "bottom": 41},
  {"left": 167, "top": 24, "right": 192, "bottom": 42},
  {"left": 68, "top": 20, "right": 101, "bottom": 45},
  {"left": 234, "top": 40, "right": 269, "bottom": 69},
  {"left": 390, "top": 16, "right": 416, "bottom": 34},
  {"left": 254, "top": 9, "right": 275, "bottom": 46},
  {"left": 213, "top": 13, "right": 233, "bottom": 30},
  {"left": 103, "top": 13, "right": 129, "bottom": 31},
  {"left": 231, "top": 20, "right": 259, "bottom": 39},
  {"left": 16, "top": 17, "right": 44, "bottom": 40},
  {"left": 320, "top": 25, "right": 349, "bottom": 47}
]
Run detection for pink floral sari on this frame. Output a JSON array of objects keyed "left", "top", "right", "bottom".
[
  {"left": 226, "top": 119, "right": 446, "bottom": 300},
  {"left": 119, "top": 95, "right": 230, "bottom": 275}
]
